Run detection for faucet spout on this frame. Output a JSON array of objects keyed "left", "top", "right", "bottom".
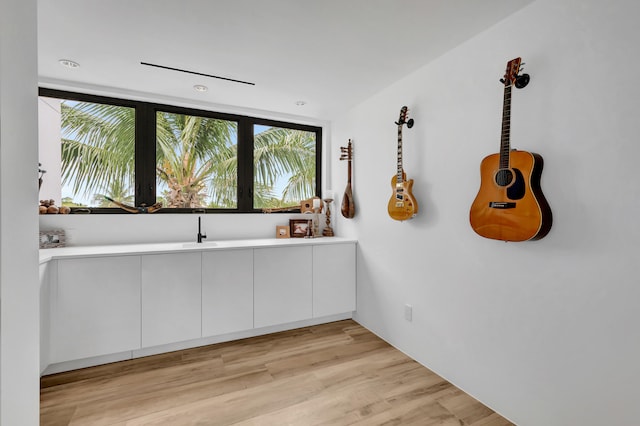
[{"left": 197, "top": 216, "right": 207, "bottom": 243}]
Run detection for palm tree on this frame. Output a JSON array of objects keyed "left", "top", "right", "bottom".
[
  {"left": 92, "top": 179, "right": 135, "bottom": 207},
  {"left": 60, "top": 101, "right": 316, "bottom": 209},
  {"left": 155, "top": 112, "right": 237, "bottom": 208}
]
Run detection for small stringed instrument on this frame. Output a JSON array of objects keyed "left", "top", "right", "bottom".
[
  {"left": 469, "top": 57, "right": 552, "bottom": 241},
  {"left": 340, "top": 139, "right": 355, "bottom": 218},
  {"left": 388, "top": 106, "right": 418, "bottom": 221},
  {"left": 104, "top": 196, "right": 162, "bottom": 213},
  {"left": 261, "top": 197, "right": 321, "bottom": 214}
]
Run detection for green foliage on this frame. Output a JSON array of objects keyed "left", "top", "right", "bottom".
[
  {"left": 253, "top": 127, "right": 316, "bottom": 208},
  {"left": 60, "top": 102, "right": 316, "bottom": 209},
  {"left": 61, "top": 102, "right": 135, "bottom": 197},
  {"left": 61, "top": 197, "right": 86, "bottom": 207}
]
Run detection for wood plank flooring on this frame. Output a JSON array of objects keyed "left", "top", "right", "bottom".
[{"left": 41, "top": 320, "right": 514, "bottom": 425}]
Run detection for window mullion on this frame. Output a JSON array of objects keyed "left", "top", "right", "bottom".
[
  {"left": 135, "top": 104, "right": 156, "bottom": 207},
  {"left": 236, "top": 118, "right": 254, "bottom": 212}
]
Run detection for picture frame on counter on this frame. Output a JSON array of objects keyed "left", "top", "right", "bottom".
[
  {"left": 276, "top": 225, "right": 290, "bottom": 239},
  {"left": 39, "top": 229, "right": 66, "bottom": 249},
  {"left": 290, "top": 219, "right": 311, "bottom": 238}
]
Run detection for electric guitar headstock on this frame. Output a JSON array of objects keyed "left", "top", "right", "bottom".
[{"left": 395, "top": 106, "right": 414, "bottom": 128}]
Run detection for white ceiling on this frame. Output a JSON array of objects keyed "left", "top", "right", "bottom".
[{"left": 38, "top": 0, "right": 534, "bottom": 121}]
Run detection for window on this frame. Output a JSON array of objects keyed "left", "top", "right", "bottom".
[
  {"left": 156, "top": 110, "right": 238, "bottom": 209},
  {"left": 39, "top": 96, "right": 136, "bottom": 208},
  {"left": 38, "top": 89, "right": 321, "bottom": 213},
  {"left": 253, "top": 124, "right": 318, "bottom": 210}
]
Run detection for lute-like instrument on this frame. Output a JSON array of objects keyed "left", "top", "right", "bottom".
[
  {"left": 261, "top": 197, "right": 322, "bottom": 214},
  {"left": 340, "top": 139, "right": 355, "bottom": 218},
  {"left": 104, "top": 196, "right": 162, "bottom": 213}
]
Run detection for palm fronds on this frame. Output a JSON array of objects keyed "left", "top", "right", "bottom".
[{"left": 61, "top": 102, "right": 316, "bottom": 210}]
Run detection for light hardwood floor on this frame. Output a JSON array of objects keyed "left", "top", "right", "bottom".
[{"left": 41, "top": 320, "right": 514, "bottom": 425}]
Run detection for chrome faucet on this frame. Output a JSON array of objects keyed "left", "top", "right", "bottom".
[{"left": 197, "top": 216, "right": 207, "bottom": 243}]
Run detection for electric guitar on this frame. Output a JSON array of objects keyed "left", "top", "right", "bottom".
[
  {"left": 340, "top": 139, "right": 356, "bottom": 218},
  {"left": 469, "top": 57, "right": 552, "bottom": 241},
  {"left": 388, "top": 106, "right": 418, "bottom": 221}
]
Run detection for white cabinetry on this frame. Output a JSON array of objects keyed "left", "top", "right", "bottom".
[
  {"left": 51, "top": 256, "right": 141, "bottom": 363},
  {"left": 42, "top": 239, "right": 356, "bottom": 373},
  {"left": 254, "top": 246, "right": 312, "bottom": 328},
  {"left": 313, "top": 243, "right": 356, "bottom": 317},
  {"left": 141, "top": 252, "right": 202, "bottom": 347},
  {"left": 202, "top": 249, "right": 254, "bottom": 336},
  {"left": 39, "top": 261, "right": 52, "bottom": 373}
]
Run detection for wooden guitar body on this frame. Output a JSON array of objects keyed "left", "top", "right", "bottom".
[
  {"left": 469, "top": 150, "right": 552, "bottom": 241},
  {"left": 341, "top": 183, "right": 355, "bottom": 218},
  {"left": 387, "top": 170, "right": 418, "bottom": 221}
]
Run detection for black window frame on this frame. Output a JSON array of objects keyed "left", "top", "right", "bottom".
[{"left": 39, "top": 88, "right": 322, "bottom": 214}]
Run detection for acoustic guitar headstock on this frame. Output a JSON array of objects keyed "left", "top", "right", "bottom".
[{"left": 500, "top": 57, "right": 530, "bottom": 89}]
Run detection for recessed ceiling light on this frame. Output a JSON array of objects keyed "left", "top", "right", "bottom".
[
  {"left": 193, "top": 84, "right": 208, "bottom": 92},
  {"left": 58, "top": 59, "right": 80, "bottom": 69},
  {"left": 295, "top": 101, "right": 307, "bottom": 106}
]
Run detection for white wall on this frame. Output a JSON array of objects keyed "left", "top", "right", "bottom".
[
  {"left": 39, "top": 212, "right": 326, "bottom": 246},
  {"left": 0, "top": 0, "right": 40, "bottom": 424},
  {"left": 333, "top": 0, "right": 640, "bottom": 425}
]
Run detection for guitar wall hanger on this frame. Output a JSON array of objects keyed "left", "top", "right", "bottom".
[
  {"left": 395, "top": 116, "right": 414, "bottom": 128},
  {"left": 514, "top": 73, "right": 530, "bottom": 89},
  {"left": 500, "top": 62, "right": 530, "bottom": 89}
]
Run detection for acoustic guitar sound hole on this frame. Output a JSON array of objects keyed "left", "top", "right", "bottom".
[{"left": 494, "top": 169, "right": 513, "bottom": 187}]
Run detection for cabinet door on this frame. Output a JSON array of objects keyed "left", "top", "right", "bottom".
[
  {"left": 52, "top": 256, "right": 141, "bottom": 363},
  {"left": 254, "top": 246, "right": 312, "bottom": 328},
  {"left": 313, "top": 243, "right": 356, "bottom": 317},
  {"left": 141, "top": 252, "right": 201, "bottom": 347},
  {"left": 202, "top": 249, "right": 253, "bottom": 336},
  {"left": 40, "top": 261, "right": 52, "bottom": 372}
]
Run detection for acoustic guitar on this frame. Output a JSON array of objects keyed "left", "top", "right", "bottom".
[
  {"left": 388, "top": 106, "right": 418, "bottom": 221},
  {"left": 469, "top": 58, "right": 552, "bottom": 241},
  {"left": 340, "top": 139, "right": 355, "bottom": 218}
]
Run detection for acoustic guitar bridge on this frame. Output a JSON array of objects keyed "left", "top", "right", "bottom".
[{"left": 489, "top": 202, "right": 516, "bottom": 209}]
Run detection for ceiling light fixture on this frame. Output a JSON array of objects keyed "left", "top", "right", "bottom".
[
  {"left": 193, "top": 84, "right": 208, "bottom": 92},
  {"left": 141, "top": 61, "right": 255, "bottom": 86},
  {"left": 295, "top": 101, "right": 307, "bottom": 106},
  {"left": 58, "top": 59, "right": 80, "bottom": 69}
]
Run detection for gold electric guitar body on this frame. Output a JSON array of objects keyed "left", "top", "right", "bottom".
[{"left": 387, "top": 170, "right": 418, "bottom": 221}]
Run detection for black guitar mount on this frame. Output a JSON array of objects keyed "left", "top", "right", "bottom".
[
  {"left": 500, "top": 63, "right": 530, "bottom": 89},
  {"left": 394, "top": 117, "right": 414, "bottom": 128}
]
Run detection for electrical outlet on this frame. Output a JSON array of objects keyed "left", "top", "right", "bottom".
[{"left": 404, "top": 304, "right": 413, "bottom": 322}]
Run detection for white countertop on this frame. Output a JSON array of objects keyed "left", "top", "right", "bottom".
[{"left": 39, "top": 237, "right": 357, "bottom": 264}]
